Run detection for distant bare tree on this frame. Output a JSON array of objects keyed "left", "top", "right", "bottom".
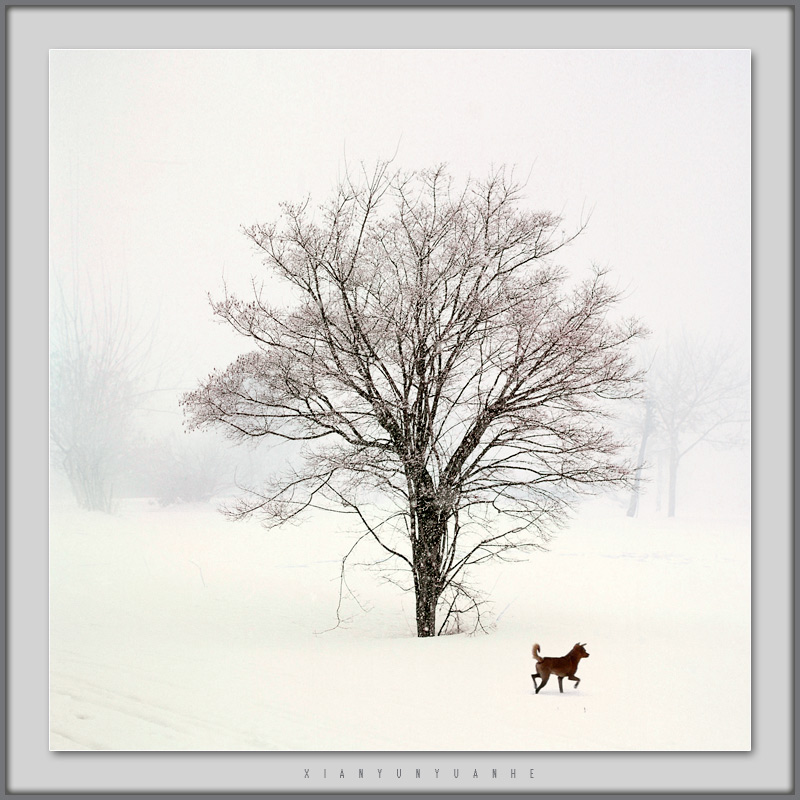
[
  {"left": 183, "top": 164, "right": 645, "bottom": 636},
  {"left": 50, "top": 274, "right": 154, "bottom": 512},
  {"left": 648, "top": 334, "right": 749, "bottom": 517}
]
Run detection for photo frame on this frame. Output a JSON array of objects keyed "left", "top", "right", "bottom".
[{"left": 9, "top": 2, "right": 793, "bottom": 796}]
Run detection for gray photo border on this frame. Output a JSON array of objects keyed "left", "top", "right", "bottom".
[{"left": 7, "top": 2, "right": 794, "bottom": 797}]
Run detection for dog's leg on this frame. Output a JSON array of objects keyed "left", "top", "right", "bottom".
[
  {"left": 532, "top": 665, "right": 542, "bottom": 691},
  {"left": 535, "top": 671, "right": 549, "bottom": 694},
  {"left": 532, "top": 666, "right": 541, "bottom": 690},
  {"left": 557, "top": 676, "right": 564, "bottom": 693},
  {"left": 568, "top": 675, "right": 580, "bottom": 689}
]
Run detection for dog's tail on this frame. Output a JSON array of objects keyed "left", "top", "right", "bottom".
[{"left": 532, "top": 643, "right": 542, "bottom": 662}]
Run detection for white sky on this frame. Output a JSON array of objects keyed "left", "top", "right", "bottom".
[{"left": 49, "top": 48, "right": 751, "bottom": 397}]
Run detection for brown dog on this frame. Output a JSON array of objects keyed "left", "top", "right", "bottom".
[{"left": 531, "top": 642, "right": 589, "bottom": 694}]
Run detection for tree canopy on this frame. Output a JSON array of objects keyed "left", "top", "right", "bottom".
[{"left": 183, "top": 164, "right": 645, "bottom": 635}]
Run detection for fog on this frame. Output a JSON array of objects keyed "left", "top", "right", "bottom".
[
  {"left": 49, "top": 48, "right": 750, "bottom": 513},
  {"left": 46, "top": 46, "right": 754, "bottom": 757}
]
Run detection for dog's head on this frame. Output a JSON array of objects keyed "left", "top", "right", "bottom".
[{"left": 574, "top": 642, "right": 590, "bottom": 658}]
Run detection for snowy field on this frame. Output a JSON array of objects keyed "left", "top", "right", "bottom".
[{"left": 50, "top": 494, "right": 750, "bottom": 752}]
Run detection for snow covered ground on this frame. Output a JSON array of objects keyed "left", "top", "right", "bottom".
[{"left": 49, "top": 494, "right": 750, "bottom": 751}]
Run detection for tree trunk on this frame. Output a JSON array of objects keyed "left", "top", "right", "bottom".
[
  {"left": 65, "top": 453, "right": 113, "bottom": 512},
  {"left": 414, "top": 574, "right": 439, "bottom": 637},
  {"left": 667, "top": 443, "right": 679, "bottom": 518},
  {"left": 627, "top": 399, "right": 654, "bottom": 518},
  {"left": 412, "top": 506, "right": 446, "bottom": 637}
]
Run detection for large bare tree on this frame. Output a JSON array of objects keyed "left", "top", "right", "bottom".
[{"left": 183, "top": 164, "right": 644, "bottom": 636}]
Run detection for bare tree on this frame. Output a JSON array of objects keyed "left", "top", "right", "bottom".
[
  {"left": 647, "top": 333, "right": 749, "bottom": 517},
  {"left": 50, "top": 273, "right": 155, "bottom": 512},
  {"left": 183, "top": 164, "right": 645, "bottom": 636}
]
